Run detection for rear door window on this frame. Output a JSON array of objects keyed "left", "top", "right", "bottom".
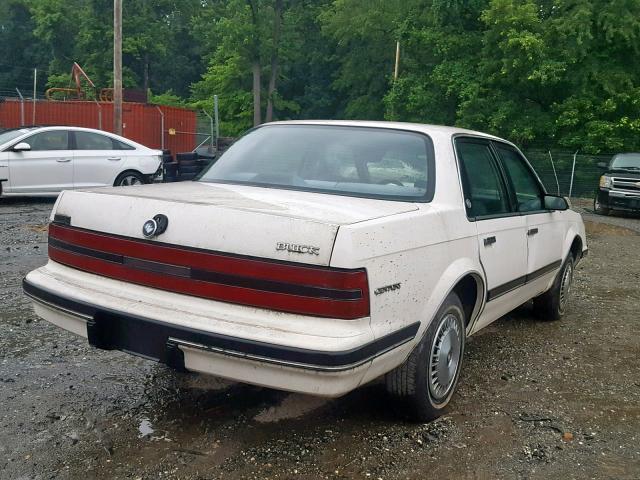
[
  {"left": 455, "top": 139, "right": 512, "bottom": 218},
  {"left": 74, "top": 131, "right": 116, "bottom": 150}
]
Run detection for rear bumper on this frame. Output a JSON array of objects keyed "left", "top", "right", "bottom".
[
  {"left": 598, "top": 188, "right": 640, "bottom": 211},
  {"left": 23, "top": 268, "right": 418, "bottom": 396}
]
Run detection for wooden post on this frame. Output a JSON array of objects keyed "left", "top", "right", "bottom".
[
  {"left": 32, "top": 68, "right": 37, "bottom": 124},
  {"left": 113, "top": 0, "right": 123, "bottom": 135},
  {"left": 394, "top": 41, "right": 400, "bottom": 81}
]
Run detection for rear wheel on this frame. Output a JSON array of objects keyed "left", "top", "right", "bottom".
[
  {"left": 594, "top": 195, "right": 609, "bottom": 215},
  {"left": 114, "top": 171, "right": 145, "bottom": 187},
  {"left": 533, "top": 255, "right": 574, "bottom": 321},
  {"left": 386, "top": 292, "right": 465, "bottom": 422}
]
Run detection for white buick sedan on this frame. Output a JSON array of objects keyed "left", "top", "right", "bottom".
[
  {"left": 24, "top": 121, "right": 586, "bottom": 421},
  {"left": 0, "top": 126, "right": 162, "bottom": 197}
]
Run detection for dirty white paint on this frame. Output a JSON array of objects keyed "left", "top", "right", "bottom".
[{"left": 26, "top": 121, "right": 587, "bottom": 398}]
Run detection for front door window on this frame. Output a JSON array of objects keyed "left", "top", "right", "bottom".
[
  {"left": 25, "top": 131, "right": 69, "bottom": 151},
  {"left": 493, "top": 144, "right": 543, "bottom": 212}
]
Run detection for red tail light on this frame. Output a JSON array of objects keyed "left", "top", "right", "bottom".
[{"left": 47, "top": 223, "right": 369, "bottom": 319}]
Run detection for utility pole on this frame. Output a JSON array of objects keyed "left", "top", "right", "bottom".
[
  {"left": 394, "top": 41, "right": 400, "bottom": 81},
  {"left": 113, "top": 0, "right": 123, "bottom": 135},
  {"left": 32, "top": 68, "right": 37, "bottom": 124}
]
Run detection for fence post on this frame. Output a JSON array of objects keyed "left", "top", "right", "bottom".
[
  {"left": 548, "top": 151, "right": 560, "bottom": 195},
  {"left": 155, "top": 106, "right": 165, "bottom": 150},
  {"left": 32, "top": 68, "right": 37, "bottom": 125},
  {"left": 15, "top": 88, "right": 24, "bottom": 126},
  {"left": 214, "top": 94, "right": 219, "bottom": 151},
  {"left": 568, "top": 150, "right": 579, "bottom": 198},
  {"left": 94, "top": 100, "right": 102, "bottom": 130},
  {"left": 202, "top": 109, "right": 214, "bottom": 153}
]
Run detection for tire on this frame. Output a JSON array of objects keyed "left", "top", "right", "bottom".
[
  {"left": 385, "top": 292, "right": 466, "bottom": 422},
  {"left": 163, "top": 163, "right": 178, "bottom": 176},
  {"left": 176, "top": 152, "right": 198, "bottom": 162},
  {"left": 177, "top": 172, "right": 198, "bottom": 181},
  {"left": 114, "top": 171, "right": 146, "bottom": 187},
  {"left": 178, "top": 165, "right": 201, "bottom": 175},
  {"left": 594, "top": 195, "right": 609, "bottom": 215},
  {"left": 178, "top": 159, "right": 198, "bottom": 167},
  {"left": 533, "top": 254, "right": 575, "bottom": 321}
]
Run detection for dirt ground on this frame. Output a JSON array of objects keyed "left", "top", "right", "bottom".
[{"left": 1, "top": 197, "right": 638, "bottom": 480}]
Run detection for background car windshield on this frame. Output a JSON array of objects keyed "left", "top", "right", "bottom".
[
  {"left": 200, "top": 125, "right": 431, "bottom": 200},
  {"left": 0, "top": 128, "right": 33, "bottom": 146},
  {"left": 611, "top": 153, "right": 640, "bottom": 169}
]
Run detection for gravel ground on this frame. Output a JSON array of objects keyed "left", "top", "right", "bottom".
[{"left": 1, "top": 197, "right": 639, "bottom": 480}]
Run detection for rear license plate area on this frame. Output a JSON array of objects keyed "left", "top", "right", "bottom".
[{"left": 86, "top": 311, "right": 185, "bottom": 369}]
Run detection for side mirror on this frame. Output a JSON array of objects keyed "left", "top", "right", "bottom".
[
  {"left": 597, "top": 162, "right": 608, "bottom": 169},
  {"left": 12, "top": 142, "right": 31, "bottom": 152},
  {"left": 544, "top": 194, "right": 568, "bottom": 211}
]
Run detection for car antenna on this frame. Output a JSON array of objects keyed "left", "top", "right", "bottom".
[{"left": 548, "top": 150, "right": 560, "bottom": 195}]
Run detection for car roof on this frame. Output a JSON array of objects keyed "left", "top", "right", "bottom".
[
  {"left": 0, "top": 125, "right": 152, "bottom": 150},
  {"left": 265, "top": 120, "right": 510, "bottom": 143},
  {"left": 26, "top": 126, "right": 113, "bottom": 133},
  {"left": 612, "top": 152, "right": 640, "bottom": 157}
]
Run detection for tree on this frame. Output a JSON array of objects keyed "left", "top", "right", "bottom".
[
  {"left": 192, "top": 0, "right": 331, "bottom": 135},
  {"left": 0, "top": 0, "right": 49, "bottom": 94},
  {"left": 458, "top": 0, "right": 640, "bottom": 152},
  {"left": 320, "top": 0, "right": 414, "bottom": 119}
]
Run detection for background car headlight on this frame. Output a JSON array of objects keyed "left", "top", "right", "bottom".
[{"left": 599, "top": 175, "right": 613, "bottom": 188}]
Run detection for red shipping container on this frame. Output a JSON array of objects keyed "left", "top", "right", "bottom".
[{"left": 0, "top": 99, "right": 197, "bottom": 157}]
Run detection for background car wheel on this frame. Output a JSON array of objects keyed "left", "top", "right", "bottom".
[
  {"left": 385, "top": 292, "right": 465, "bottom": 422},
  {"left": 533, "top": 254, "right": 575, "bottom": 321},
  {"left": 593, "top": 196, "right": 609, "bottom": 215},
  {"left": 114, "top": 171, "right": 146, "bottom": 187}
]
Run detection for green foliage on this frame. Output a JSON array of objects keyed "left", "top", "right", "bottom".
[
  {"left": 148, "top": 89, "right": 186, "bottom": 107},
  {"left": 0, "top": 0, "right": 49, "bottom": 92},
  {"left": 2, "top": 0, "right": 639, "bottom": 152}
]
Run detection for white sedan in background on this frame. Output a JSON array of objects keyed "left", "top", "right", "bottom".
[{"left": 0, "top": 126, "right": 162, "bottom": 197}]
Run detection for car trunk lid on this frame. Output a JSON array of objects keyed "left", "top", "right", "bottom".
[{"left": 53, "top": 181, "right": 418, "bottom": 266}]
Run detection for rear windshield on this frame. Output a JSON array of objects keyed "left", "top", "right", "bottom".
[
  {"left": 611, "top": 153, "right": 640, "bottom": 170},
  {"left": 199, "top": 125, "right": 435, "bottom": 202}
]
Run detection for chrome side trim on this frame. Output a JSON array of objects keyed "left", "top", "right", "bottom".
[
  {"left": 24, "top": 290, "right": 92, "bottom": 321},
  {"left": 170, "top": 335, "right": 413, "bottom": 373}
]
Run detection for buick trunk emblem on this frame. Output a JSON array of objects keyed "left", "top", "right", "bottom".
[
  {"left": 276, "top": 242, "right": 320, "bottom": 255},
  {"left": 142, "top": 214, "right": 169, "bottom": 238}
]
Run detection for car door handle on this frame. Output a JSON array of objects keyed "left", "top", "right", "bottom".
[
  {"left": 56, "top": 158, "right": 71, "bottom": 163},
  {"left": 483, "top": 236, "right": 497, "bottom": 246},
  {"left": 527, "top": 228, "right": 539, "bottom": 236},
  {"left": 107, "top": 157, "right": 121, "bottom": 161}
]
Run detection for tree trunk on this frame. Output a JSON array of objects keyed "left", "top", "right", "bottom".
[
  {"left": 252, "top": 60, "right": 262, "bottom": 126},
  {"left": 143, "top": 52, "right": 149, "bottom": 95},
  {"left": 265, "top": 0, "right": 283, "bottom": 123},
  {"left": 247, "top": 0, "right": 262, "bottom": 126}
]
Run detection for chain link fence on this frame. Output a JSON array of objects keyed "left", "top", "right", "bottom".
[{"left": 523, "top": 149, "right": 612, "bottom": 200}]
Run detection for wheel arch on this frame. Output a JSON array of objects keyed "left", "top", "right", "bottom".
[
  {"left": 562, "top": 223, "right": 586, "bottom": 264},
  {"left": 451, "top": 272, "right": 485, "bottom": 330},
  {"left": 416, "top": 258, "right": 486, "bottom": 339},
  {"left": 113, "top": 169, "right": 146, "bottom": 186},
  {"left": 569, "top": 235, "right": 583, "bottom": 260}
]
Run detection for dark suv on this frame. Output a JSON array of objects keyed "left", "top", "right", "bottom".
[{"left": 594, "top": 153, "right": 640, "bottom": 215}]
